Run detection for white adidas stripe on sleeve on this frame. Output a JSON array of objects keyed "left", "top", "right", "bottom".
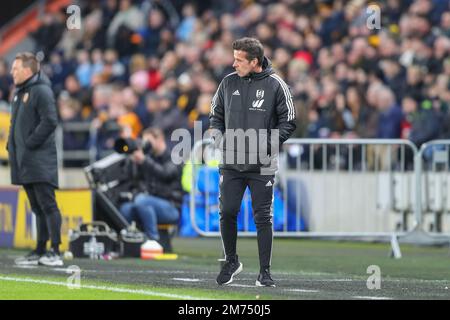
[
  {"left": 211, "top": 88, "right": 219, "bottom": 115},
  {"left": 270, "top": 74, "right": 295, "bottom": 121}
]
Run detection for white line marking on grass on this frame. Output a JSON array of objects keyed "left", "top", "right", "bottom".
[
  {"left": 172, "top": 278, "right": 202, "bottom": 282},
  {"left": 79, "top": 269, "right": 191, "bottom": 274},
  {"left": 13, "top": 265, "right": 38, "bottom": 269},
  {"left": 293, "top": 279, "right": 356, "bottom": 282},
  {"left": 51, "top": 268, "right": 72, "bottom": 272},
  {"left": 8, "top": 265, "right": 450, "bottom": 285},
  {"left": 0, "top": 275, "right": 211, "bottom": 300},
  {"left": 284, "top": 289, "right": 320, "bottom": 293},
  {"left": 228, "top": 284, "right": 257, "bottom": 288},
  {"left": 353, "top": 296, "right": 392, "bottom": 300}
]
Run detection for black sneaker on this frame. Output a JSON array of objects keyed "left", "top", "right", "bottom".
[
  {"left": 216, "top": 258, "right": 243, "bottom": 285},
  {"left": 15, "top": 250, "right": 43, "bottom": 266},
  {"left": 256, "top": 268, "right": 276, "bottom": 287},
  {"left": 38, "top": 250, "right": 64, "bottom": 267}
]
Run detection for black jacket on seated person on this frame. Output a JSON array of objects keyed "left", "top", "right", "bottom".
[{"left": 137, "top": 148, "right": 184, "bottom": 210}]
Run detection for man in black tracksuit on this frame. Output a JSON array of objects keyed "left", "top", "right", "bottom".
[
  {"left": 8, "top": 52, "right": 63, "bottom": 267},
  {"left": 210, "top": 38, "right": 296, "bottom": 287}
]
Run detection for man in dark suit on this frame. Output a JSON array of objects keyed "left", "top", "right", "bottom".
[{"left": 8, "top": 52, "right": 63, "bottom": 267}]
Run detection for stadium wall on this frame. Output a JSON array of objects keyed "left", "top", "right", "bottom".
[{"left": 0, "top": 167, "right": 89, "bottom": 189}]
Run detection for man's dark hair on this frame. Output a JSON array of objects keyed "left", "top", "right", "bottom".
[
  {"left": 15, "top": 52, "right": 40, "bottom": 74},
  {"left": 232, "top": 37, "right": 264, "bottom": 66}
]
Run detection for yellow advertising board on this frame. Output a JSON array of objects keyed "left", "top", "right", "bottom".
[
  {"left": 0, "top": 111, "right": 10, "bottom": 160},
  {"left": 11, "top": 188, "right": 92, "bottom": 251}
]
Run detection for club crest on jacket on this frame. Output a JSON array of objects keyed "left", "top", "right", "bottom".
[{"left": 256, "top": 90, "right": 264, "bottom": 99}]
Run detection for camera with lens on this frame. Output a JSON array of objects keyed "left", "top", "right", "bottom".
[{"left": 114, "top": 138, "right": 152, "bottom": 155}]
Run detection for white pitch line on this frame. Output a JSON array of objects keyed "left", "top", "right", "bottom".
[
  {"left": 292, "top": 279, "right": 355, "bottom": 282},
  {"left": 228, "top": 284, "right": 257, "bottom": 288},
  {"left": 13, "top": 265, "right": 39, "bottom": 269},
  {"left": 172, "top": 278, "right": 202, "bottom": 282},
  {"left": 73, "top": 269, "right": 191, "bottom": 274},
  {"left": 0, "top": 275, "right": 211, "bottom": 300},
  {"left": 51, "top": 268, "right": 71, "bottom": 272},
  {"left": 352, "top": 296, "right": 392, "bottom": 300},
  {"left": 56, "top": 269, "right": 357, "bottom": 282},
  {"left": 284, "top": 288, "right": 320, "bottom": 293}
]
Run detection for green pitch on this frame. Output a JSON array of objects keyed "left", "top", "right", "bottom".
[
  {"left": 1, "top": 237, "right": 450, "bottom": 300},
  {"left": 0, "top": 274, "right": 256, "bottom": 300}
]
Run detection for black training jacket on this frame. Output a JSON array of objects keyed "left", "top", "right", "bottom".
[
  {"left": 209, "top": 57, "right": 296, "bottom": 173},
  {"left": 7, "top": 72, "right": 59, "bottom": 187}
]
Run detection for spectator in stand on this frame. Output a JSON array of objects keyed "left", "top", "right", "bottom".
[
  {"left": 31, "top": 12, "right": 65, "bottom": 56},
  {"left": 140, "top": 8, "right": 166, "bottom": 56},
  {"left": 401, "top": 95, "right": 441, "bottom": 147},
  {"left": 176, "top": 3, "right": 198, "bottom": 42},
  {"left": 149, "top": 92, "right": 187, "bottom": 148},
  {"left": 0, "top": 59, "right": 13, "bottom": 102},
  {"left": 57, "top": 93, "right": 89, "bottom": 166},
  {"left": 107, "top": 87, "right": 142, "bottom": 140},
  {"left": 91, "top": 49, "right": 105, "bottom": 79},
  {"left": 376, "top": 87, "right": 403, "bottom": 139},
  {"left": 176, "top": 73, "right": 199, "bottom": 117},
  {"left": 44, "top": 51, "right": 71, "bottom": 96},
  {"left": 122, "top": 86, "right": 145, "bottom": 135},
  {"left": 106, "top": 0, "right": 144, "bottom": 49},
  {"left": 187, "top": 93, "right": 212, "bottom": 139},
  {"left": 75, "top": 50, "right": 93, "bottom": 88},
  {"left": 146, "top": 56, "right": 163, "bottom": 91}
]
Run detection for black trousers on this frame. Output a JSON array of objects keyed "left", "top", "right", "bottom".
[
  {"left": 219, "top": 168, "right": 274, "bottom": 270},
  {"left": 23, "top": 183, "right": 62, "bottom": 248}
]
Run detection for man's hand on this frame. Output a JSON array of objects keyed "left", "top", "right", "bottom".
[{"left": 132, "top": 149, "right": 145, "bottom": 164}]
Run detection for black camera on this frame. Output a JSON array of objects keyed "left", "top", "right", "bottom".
[{"left": 114, "top": 138, "right": 152, "bottom": 155}]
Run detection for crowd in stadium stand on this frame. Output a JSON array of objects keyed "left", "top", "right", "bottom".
[{"left": 0, "top": 0, "right": 449, "bottom": 167}]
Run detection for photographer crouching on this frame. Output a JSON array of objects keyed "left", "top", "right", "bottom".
[{"left": 117, "top": 127, "right": 183, "bottom": 243}]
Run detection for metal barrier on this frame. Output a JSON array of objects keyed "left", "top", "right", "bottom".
[
  {"left": 416, "top": 140, "right": 450, "bottom": 234},
  {"left": 278, "top": 138, "right": 420, "bottom": 240},
  {"left": 55, "top": 121, "right": 117, "bottom": 168},
  {"left": 189, "top": 138, "right": 428, "bottom": 241},
  {"left": 56, "top": 122, "right": 98, "bottom": 165},
  {"left": 189, "top": 138, "right": 219, "bottom": 237},
  {"left": 3, "top": 120, "right": 105, "bottom": 168}
]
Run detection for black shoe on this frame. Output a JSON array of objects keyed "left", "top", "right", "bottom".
[
  {"left": 256, "top": 268, "right": 276, "bottom": 287},
  {"left": 39, "top": 249, "right": 64, "bottom": 267},
  {"left": 216, "top": 258, "right": 243, "bottom": 285},
  {"left": 15, "top": 250, "right": 43, "bottom": 266}
]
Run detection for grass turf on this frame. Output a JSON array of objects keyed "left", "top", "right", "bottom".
[
  {"left": 0, "top": 273, "right": 258, "bottom": 300},
  {"left": 1, "top": 237, "right": 450, "bottom": 300}
]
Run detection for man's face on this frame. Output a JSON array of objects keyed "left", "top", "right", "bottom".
[
  {"left": 143, "top": 133, "right": 165, "bottom": 154},
  {"left": 10, "top": 59, "right": 33, "bottom": 85},
  {"left": 402, "top": 98, "right": 417, "bottom": 114},
  {"left": 232, "top": 50, "right": 258, "bottom": 77}
]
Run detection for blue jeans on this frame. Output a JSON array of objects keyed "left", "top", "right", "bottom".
[{"left": 120, "top": 193, "right": 179, "bottom": 240}]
